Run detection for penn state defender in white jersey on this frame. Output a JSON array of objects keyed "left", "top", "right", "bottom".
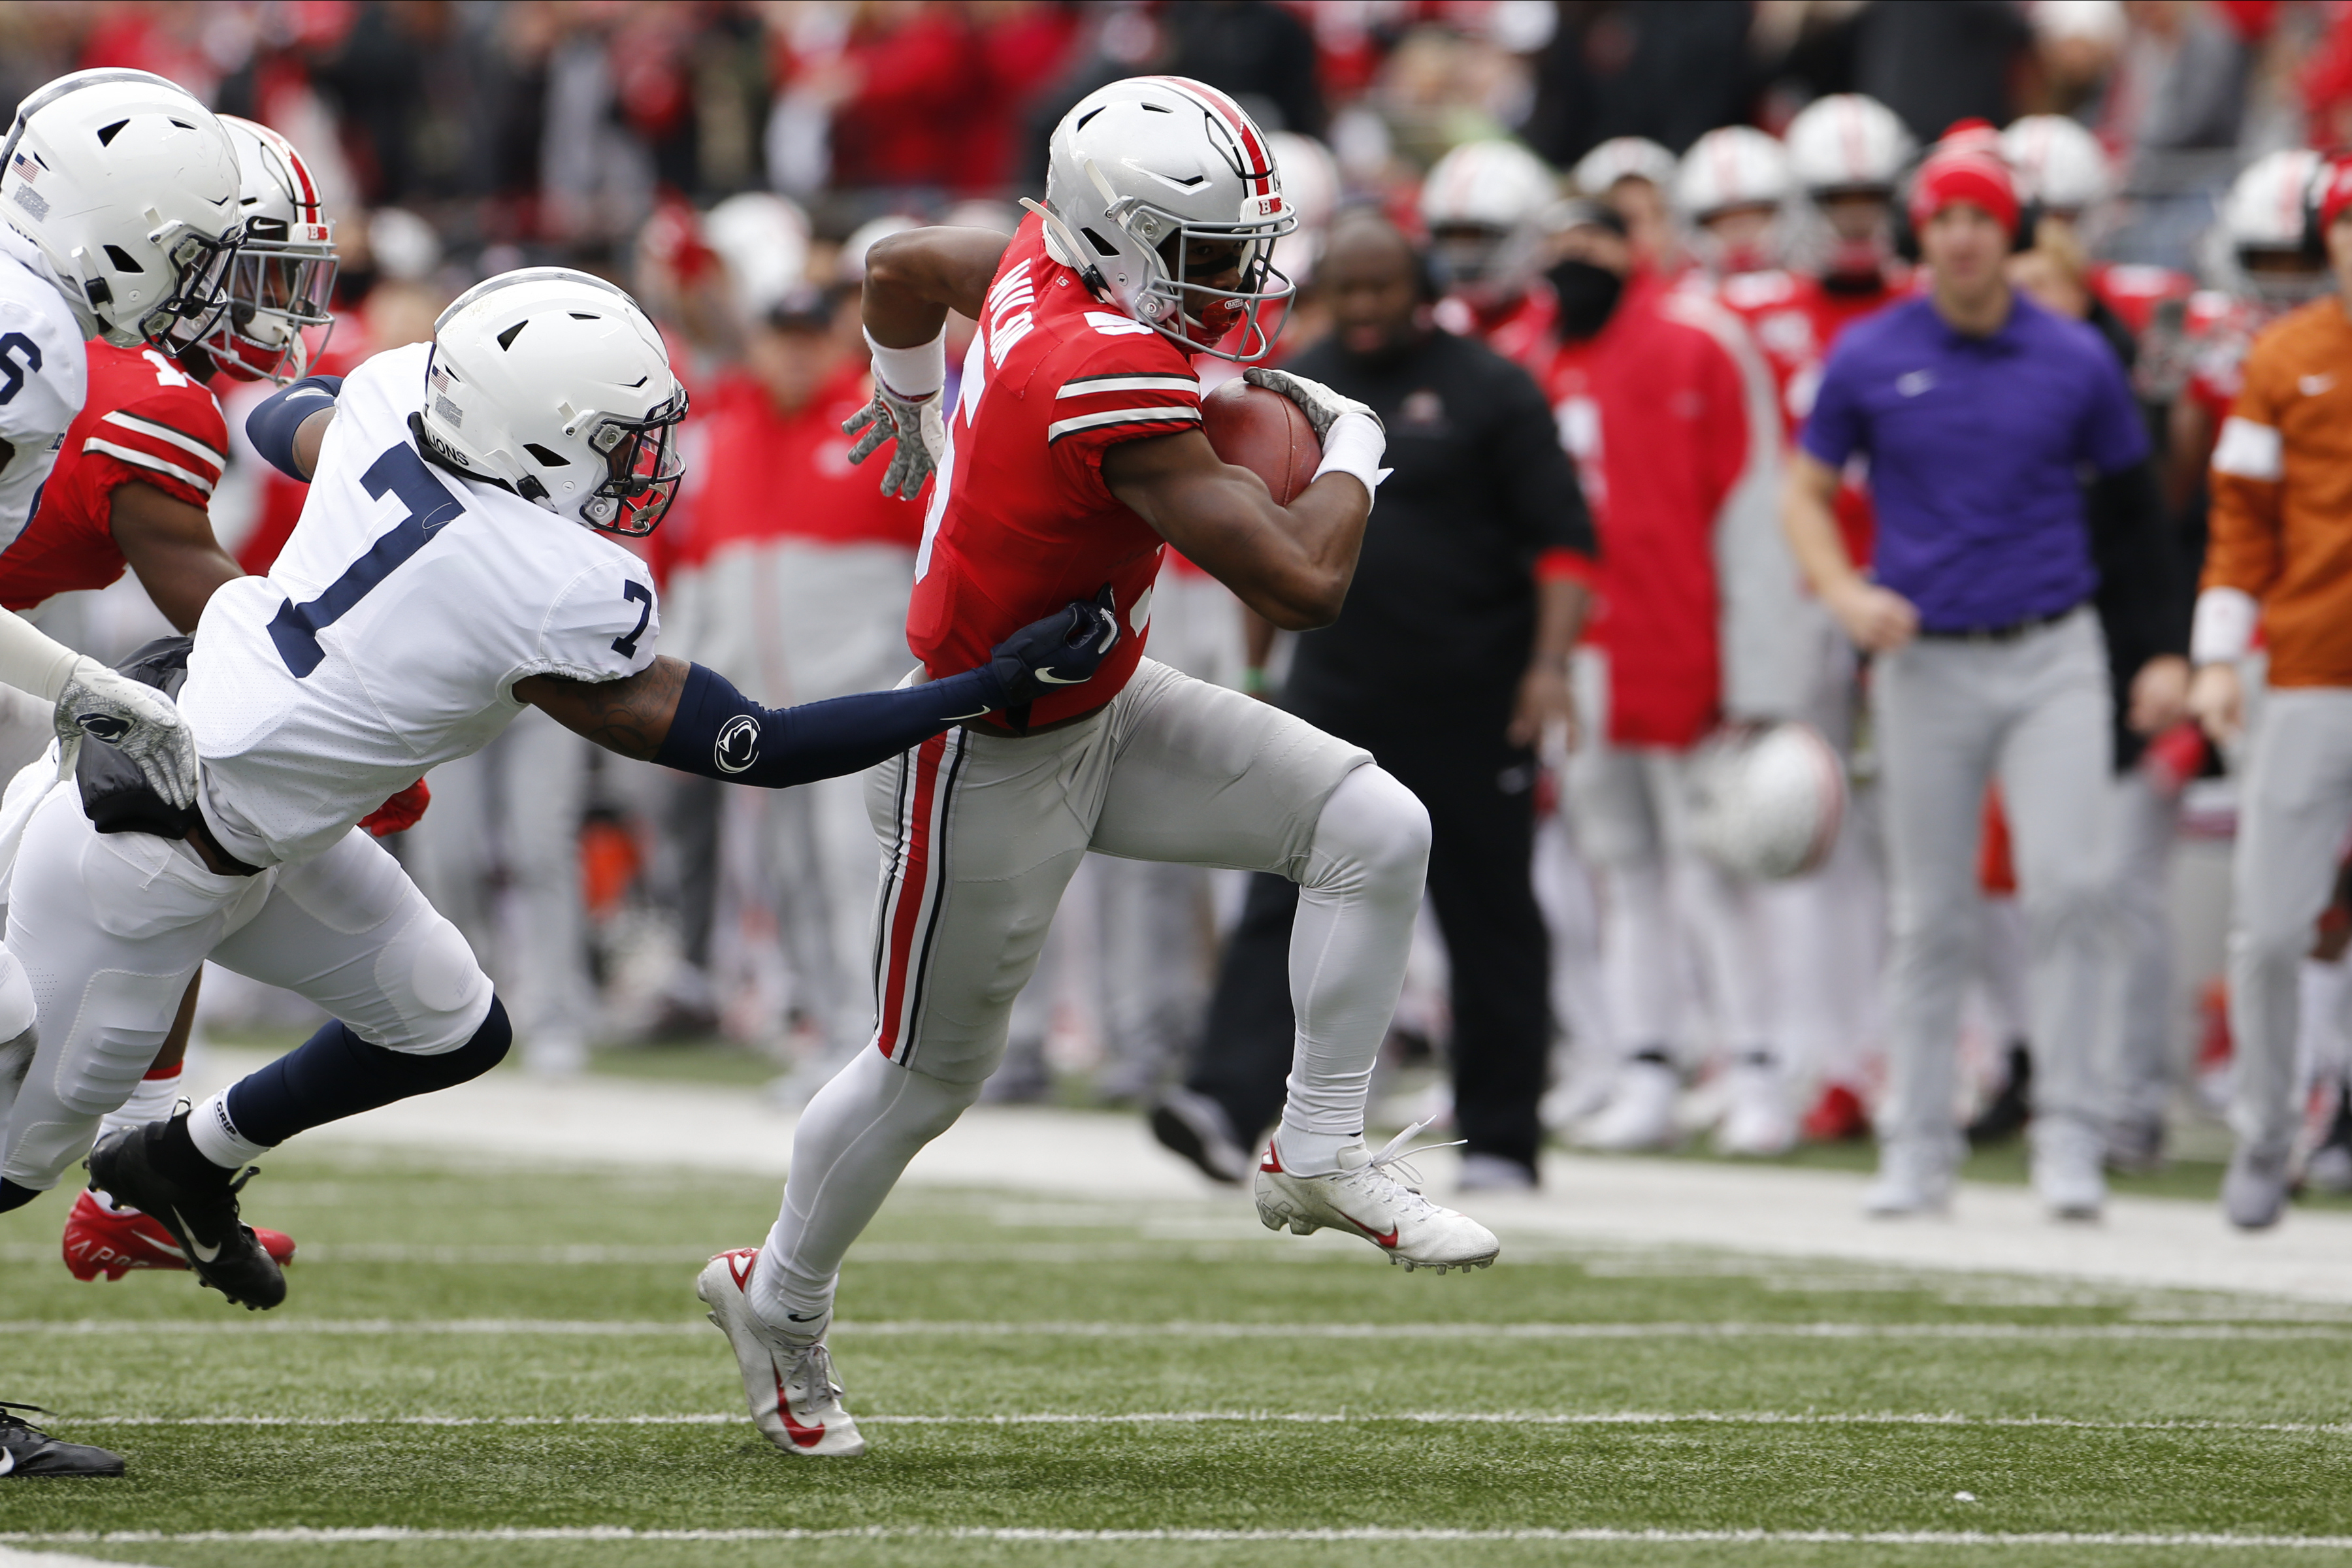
[
  {"left": 0, "top": 227, "right": 88, "bottom": 548},
  {"left": 183, "top": 340, "right": 659, "bottom": 867},
  {"left": 8, "top": 267, "right": 1111, "bottom": 1353}
]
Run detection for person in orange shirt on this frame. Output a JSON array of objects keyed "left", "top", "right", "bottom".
[
  {"left": 2188, "top": 155, "right": 2352, "bottom": 1230},
  {"left": 685, "top": 284, "right": 926, "bottom": 1100}
]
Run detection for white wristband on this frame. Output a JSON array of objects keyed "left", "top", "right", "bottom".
[
  {"left": 1312, "top": 411, "right": 1391, "bottom": 501},
  {"left": 0, "top": 608, "right": 89, "bottom": 706},
  {"left": 2190, "top": 586, "right": 2257, "bottom": 666},
  {"left": 864, "top": 327, "right": 945, "bottom": 401}
]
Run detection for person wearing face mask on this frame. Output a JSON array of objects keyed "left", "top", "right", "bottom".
[
  {"left": 1152, "top": 208, "right": 1597, "bottom": 1194},
  {"left": 1537, "top": 200, "right": 1813, "bottom": 1160}
]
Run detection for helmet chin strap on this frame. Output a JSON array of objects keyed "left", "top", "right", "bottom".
[{"left": 1018, "top": 197, "right": 1107, "bottom": 297}]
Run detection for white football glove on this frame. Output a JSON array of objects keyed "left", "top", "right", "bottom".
[
  {"left": 842, "top": 380, "right": 948, "bottom": 500},
  {"left": 1243, "top": 366, "right": 1383, "bottom": 442},
  {"left": 54, "top": 662, "right": 199, "bottom": 811}
]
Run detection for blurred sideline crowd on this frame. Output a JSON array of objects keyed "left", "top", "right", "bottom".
[{"left": 18, "top": 0, "right": 2352, "bottom": 1220}]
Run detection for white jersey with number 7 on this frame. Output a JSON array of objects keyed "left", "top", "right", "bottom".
[{"left": 180, "top": 340, "right": 660, "bottom": 867}]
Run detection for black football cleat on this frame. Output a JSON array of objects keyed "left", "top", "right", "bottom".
[
  {"left": 0, "top": 1403, "right": 124, "bottom": 1477},
  {"left": 86, "top": 1114, "right": 285, "bottom": 1311}
]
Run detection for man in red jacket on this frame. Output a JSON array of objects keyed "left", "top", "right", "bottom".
[{"left": 1541, "top": 201, "right": 1812, "bottom": 1157}]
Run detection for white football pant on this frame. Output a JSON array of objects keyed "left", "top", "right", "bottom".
[
  {"left": 0, "top": 778, "right": 493, "bottom": 1190},
  {"left": 745, "top": 659, "right": 1416, "bottom": 1332}
]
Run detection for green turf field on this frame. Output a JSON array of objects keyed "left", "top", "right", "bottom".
[{"left": 3, "top": 1145, "right": 2350, "bottom": 1567}]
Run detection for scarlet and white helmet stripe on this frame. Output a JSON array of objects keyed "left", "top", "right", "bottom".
[
  {"left": 2000, "top": 114, "right": 2112, "bottom": 215},
  {"left": 1784, "top": 94, "right": 1914, "bottom": 194},
  {"left": 2207, "top": 148, "right": 2330, "bottom": 305},
  {"left": 1676, "top": 127, "right": 1792, "bottom": 220},
  {"left": 203, "top": 115, "right": 337, "bottom": 383},
  {"left": 1036, "top": 74, "right": 1296, "bottom": 364}
]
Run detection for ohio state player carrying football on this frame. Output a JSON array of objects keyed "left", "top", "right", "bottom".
[
  {"left": 695, "top": 76, "right": 1490, "bottom": 1462},
  {"left": 28, "top": 118, "right": 364, "bottom": 1287}
]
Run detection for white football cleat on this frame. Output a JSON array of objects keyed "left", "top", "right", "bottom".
[
  {"left": 1715, "top": 1057, "right": 1797, "bottom": 1158},
  {"left": 695, "top": 1249, "right": 866, "bottom": 1458},
  {"left": 1575, "top": 1058, "right": 1681, "bottom": 1152},
  {"left": 1255, "top": 1121, "right": 1500, "bottom": 1273}
]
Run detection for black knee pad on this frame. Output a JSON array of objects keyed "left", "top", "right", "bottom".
[{"left": 412, "top": 995, "right": 513, "bottom": 1092}]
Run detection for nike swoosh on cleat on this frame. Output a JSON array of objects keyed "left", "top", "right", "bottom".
[
  {"left": 776, "top": 1373, "right": 825, "bottom": 1448},
  {"left": 0, "top": 1447, "right": 14, "bottom": 1477},
  {"left": 175, "top": 1209, "right": 221, "bottom": 1264},
  {"left": 1350, "top": 1219, "right": 1400, "bottom": 1249},
  {"left": 786, "top": 1312, "right": 823, "bottom": 1322},
  {"left": 725, "top": 1250, "right": 755, "bottom": 1292}
]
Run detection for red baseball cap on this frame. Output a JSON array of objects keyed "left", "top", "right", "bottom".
[{"left": 1909, "top": 121, "right": 2021, "bottom": 235}]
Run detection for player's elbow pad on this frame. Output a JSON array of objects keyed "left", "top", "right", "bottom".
[
  {"left": 651, "top": 661, "right": 1006, "bottom": 788},
  {"left": 245, "top": 374, "right": 344, "bottom": 480}
]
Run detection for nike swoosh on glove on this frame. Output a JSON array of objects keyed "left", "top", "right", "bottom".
[
  {"left": 54, "top": 663, "right": 199, "bottom": 811},
  {"left": 986, "top": 585, "right": 1122, "bottom": 706},
  {"left": 841, "top": 378, "right": 948, "bottom": 500},
  {"left": 1243, "top": 366, "right": 1384, "bottom": 442}
]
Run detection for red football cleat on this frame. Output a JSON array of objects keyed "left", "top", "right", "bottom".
[
  {"left": 1802, "top": 1082, "right": 1872, "bottom": 1144},
  {"left": 62, "top": 1189, "right": 296, "bottom": 1282}
]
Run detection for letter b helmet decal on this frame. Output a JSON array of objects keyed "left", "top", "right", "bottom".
[{"left": 715, "top": 715, "right": 760, "bottom": 774}]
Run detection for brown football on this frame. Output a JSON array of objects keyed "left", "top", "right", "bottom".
[{"left": 1201, "top": 380, "right": 1320, "bottom": 505}]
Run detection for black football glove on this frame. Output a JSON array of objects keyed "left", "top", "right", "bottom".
[{"left": 985, "top": 585, "right": 1120, "bottom": 709}]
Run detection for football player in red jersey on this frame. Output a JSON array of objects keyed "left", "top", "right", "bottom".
[
  {"left": 694, "top": 76, "right": 1497, "bottom": 1460},
  {"left": 1420, "top": 138, "right": 1561, "bottom": 370},
  {"left": 39, "top": 116, "right": 348, "bottom": 1285}
]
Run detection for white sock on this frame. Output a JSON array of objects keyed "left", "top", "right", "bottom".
[
  {"left": 1274, "top": 765, "right": 1431, "bottom": 1177},
  {"left": 186, "top": 1091, "right": 272, "bottom": 1169},
  {"left": 750, "top": 1048, "right": 979, "bottom": 1337},
  {"left": 97, "top": 1070, "right": 183, "bottom": 1146}
]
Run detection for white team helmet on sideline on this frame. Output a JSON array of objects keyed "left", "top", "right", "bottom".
[
  {"left": 1571, "top": 137, "right": 1676, "bottom": 197},
  {"left": 201, "top": 115, "right": 336, "bottom": 383},
  {"left": 1677, "top": 126, "right": 1791, "bottom": 274},
  {"left": 1686, "top": 722, "right": 1848, "bottom": 882},
  {"left": 1420, "top": 139, "right": 1558, "bottom": 297},
  {"left": 1034, "top": 74, "right": 1296, "bottom": 364},
  {"left": 1676, "top": 126, "right": 1793, "bottom": 219},
  {"left": 1784, "top": 94, "right": 1914, "bottom": 195},
  {"left": 1267, "top": 131, "right": 1338, "bottom": 284},
  {"left": 2001, "top": 114, "right": 2112, "bottom": 218},
  {"left": 0, "top": 68, "right": 243, "bottom": 351},
  {"left": 418, "top": 267, "right": 688, "bottom": 538},
  {"left": 2207, "top": 148, "right": 2330, "bottom": 306}
]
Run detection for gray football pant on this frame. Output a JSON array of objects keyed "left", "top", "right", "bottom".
[
  {"left": 2097, "top": 768, "right": 2179, "bottom": 1130},
  {"left": 1874, "top": 608, "right": 2114, "bottom": 1151},
  {"left": 2227, "top": 687, "right": 2352, "bottom": 1156}
]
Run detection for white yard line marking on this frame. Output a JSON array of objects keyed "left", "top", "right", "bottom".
[
  {"left": 58, "top": 1410, "right": 2352, "bottom": 1435},
  {"left": 10, "top": 1527, "right": 2352, "bottom": 1549},
  {"left": 9, "top": 1318, "right": 2352, "bottom": 1340}
]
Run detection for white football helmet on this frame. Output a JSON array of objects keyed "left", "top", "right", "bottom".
[
  {"left": 0, "top": 68, "right": 243, "bottom": 351},
  {"left": 418, "top": 268, "right": 687, "bottom": 538},
  {"left": 2001, "top": 114, "right": 2112, "bottom": 218},
  {"left": 200, "top": 116, "right": 335, "bottom": 383},
  {"left": 702, "top": 191, "right": 809, "bottom": 319},
  {"left": 1421, "top": 139, "right": 1558, "bottom": 298},
  {"left": 1034, "top": 75, "right": 1296, "bottom": 363},
  {"left": 1686, "top": 722, "right": 1847, "bottom": 882},
  {"left": 1268, "top": 131, "right": 1338, "bottom": 285},
  {"left": 1785, "top": 94, "right": 1914, "bottom": 195},
  {"left": 1571, "top": 137, "right": 1676, "bottom": 197},
  {"left": 1677, "top": 127, "right": 1792, "bottom": 219},
  {"left": 2208, "top": 148, "right": 2328, "bottom": 306}
]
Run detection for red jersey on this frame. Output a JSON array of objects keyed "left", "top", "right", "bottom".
[
  {"left": 2089, "top": 262, "right": 2195, "bottom": 342},
  {"left": 1, "top": 341, "right": 225, "bottom": 612},
  {"left": 1541, "top": 272, "right": 1776, "bottom": 747},
  {"left": 689, "top": 359, "right": 923, "bottom": 565},
  {"left": 2182, "top": 289, "right": 2279, "bottom": 425},
  {"left": 237, "top": 309, "right": 373, "bottom": 575},
  {"left": 907, "top": 213, "right": 1200, "bottom": 725},
  {"left": 1435, "top": 282, "right": 1560, "bottom": 374}
]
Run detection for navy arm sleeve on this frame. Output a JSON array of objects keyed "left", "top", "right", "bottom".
[
  {"left": 244, "top": 374, "right": 344, "bottom": 480},
  {"left": 653, "top": 661, "right": 1007, "bottom": 789}
]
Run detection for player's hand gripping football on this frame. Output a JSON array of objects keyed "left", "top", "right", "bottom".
[
  {"left": 842, "top": 374, "right": 947, "bottom": 500},
  {"left": 1242, "top": 366, "right": 1383, "bottom": 442},
  {"left": 54, "top": 662, "right": 199, "bottom": 811},
  {"left": 985, "top": 587, "right": 1121, "bottom": 707}
]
